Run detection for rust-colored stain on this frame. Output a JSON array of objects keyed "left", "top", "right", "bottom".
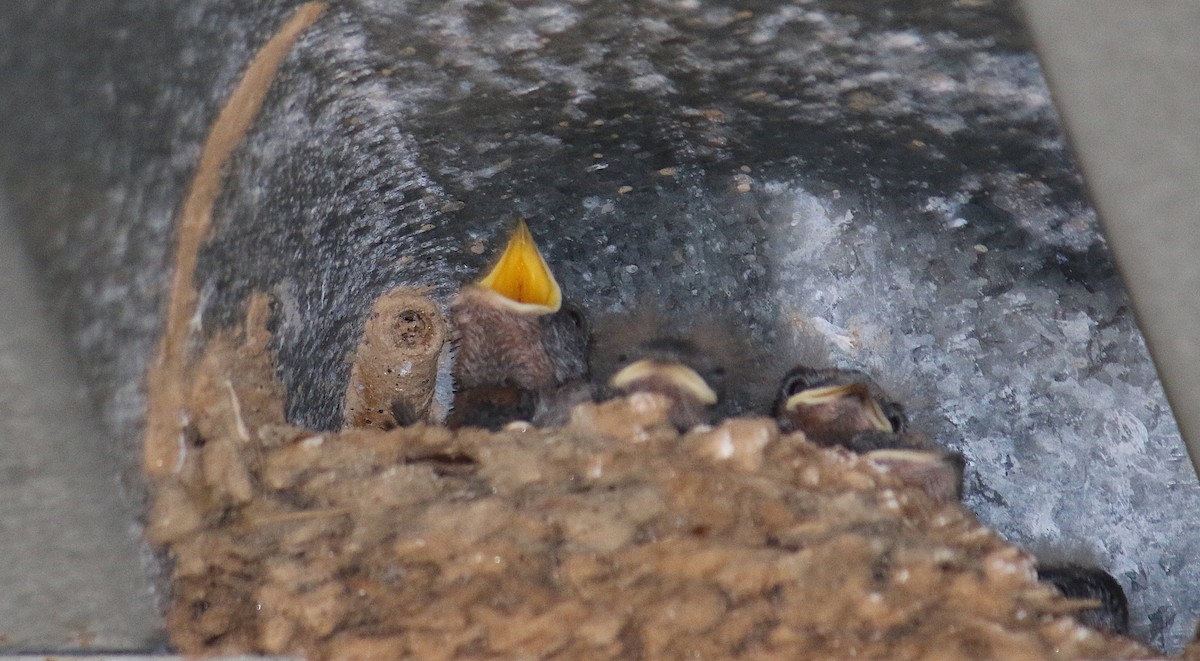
[{"left": 144, "top": 2, "right": 328, "bottom": 477}]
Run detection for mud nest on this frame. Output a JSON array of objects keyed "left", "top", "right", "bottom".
[{"left": 142, "top": 297, "right": 1154, "bottom": 660}]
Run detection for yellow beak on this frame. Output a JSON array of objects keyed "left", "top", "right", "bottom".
[
  {"left": 784, "top": 383, "right": 893, "bottom": 432},
  {"left": 477, "top": 218, "right": 562, "bottom": 313}
]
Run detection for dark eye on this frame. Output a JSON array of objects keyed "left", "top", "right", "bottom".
[
  {"left": 881, "top": 402, "right": 907, "bottom": 432},
  {"left": 781, "top": 371, "right": 812, "bottom": 397},
  {"left": 711, "top": 366, "right": 727, "bottom": 378}
]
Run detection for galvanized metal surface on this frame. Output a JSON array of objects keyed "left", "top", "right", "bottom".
[{"left": 0, "top": 0, "right": 1197, "bottom": 653}]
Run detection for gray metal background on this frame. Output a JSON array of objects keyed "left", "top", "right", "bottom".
[{"left": 0, "top": 0, "right": 1197, "bottom": 653}]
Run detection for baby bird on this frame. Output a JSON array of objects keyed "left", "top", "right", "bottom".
[
  {"left": 590, "top": 306, "right": 773, "bottom": 431},
  {"left": 863, "top": 445, "right": 966, "bottom": 504},
  {"left": 1037, "top": 565, "right": 1130, "bottom": 636},
  {"left": 606, "top": 336, "right": 724, "bottom": 431},
  {"left": 447, "top": 219, "right": 590, "bottom": 430},
  {"left": 772, "top": 366, "right": 907, "bottom": 447},
  {"left": 773, "top": 366, "right": 964, "bottom": 502}
]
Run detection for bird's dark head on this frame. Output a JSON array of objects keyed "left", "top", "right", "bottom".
[
  {"left": 588, "top": 306, "right": 774, "bottom": 424},
  {"left": 608, "top": 337, "right": 720, "bottom": 406},
  {"left": 1036, "top": 565, "right": 1130, "bottom": 636},
  {"left": 879, "top": 400, "right": 908, "bottom": 434},
  {"left": 541, "top": 301, "right": 590, "bottom": 384},
  {"left": 601, "top": 336, "right": 725, "bottom": 431},
  {"left": 773, "top": 366, "right": 905, "bottom": 440},
  {"left": 865, "top": 448, "right": 965, "bottom": 503}
]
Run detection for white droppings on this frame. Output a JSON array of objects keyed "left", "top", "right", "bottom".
[
  {"left": 629, "top": 73, "right": 673, "bottom": 92},
  {"left": 878, "top": 31, "right": 925, "bottom": 51},
  {"left": 301, "top": 435, "right": 325, "bottom": 448},
  {"left": 1106, "top": 410, "right": 1149, "bottom": 459},
  {"left": 802, "top": 466, "right": 820, "bottom": 486},
  {"left": 712, "top": 430, "right": 735, "bottom": 460},
  {"left": 809, "top": 317, "right": 859, "bottom": 352}
]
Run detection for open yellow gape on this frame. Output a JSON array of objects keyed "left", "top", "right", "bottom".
[{"left": 477, "top": 218, "right": 562, "bottom": 313}]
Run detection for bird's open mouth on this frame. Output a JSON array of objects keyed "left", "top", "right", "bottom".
[
  {"left": 477, "top": 218, "right": 562, "bottom": 313},
  {"left": 785, "top": 383, "right": 893, "bottom": 432},
  {"left": 610, "top": 359, "right": 719, "bottom": 405}
]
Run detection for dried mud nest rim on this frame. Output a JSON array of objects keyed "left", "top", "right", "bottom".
[{"left": 156, "top": 390, "right": 1157, "bottom": 659}]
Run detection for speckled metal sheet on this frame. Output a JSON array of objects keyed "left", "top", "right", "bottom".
[{"left": 0, "top": 0, "right": 1196, "bottom": 652}]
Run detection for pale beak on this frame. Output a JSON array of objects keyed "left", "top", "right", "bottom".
[
  {"left": 784, "top": 383, "right": 893, "bottom": 432},
  {"left": 610, "top": 359, "right": 718, "bottom": 405}
]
